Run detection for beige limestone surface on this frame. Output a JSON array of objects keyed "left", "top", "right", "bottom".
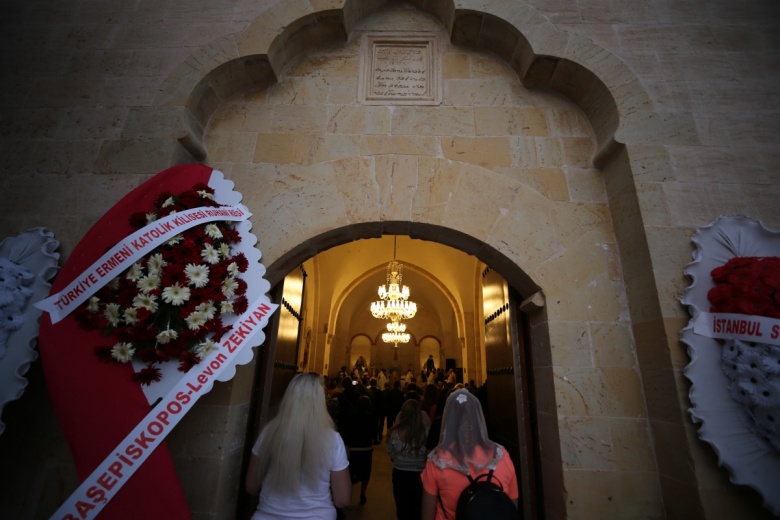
[{"left": 0, "top": 1, "right": 778, "bottom": 520}]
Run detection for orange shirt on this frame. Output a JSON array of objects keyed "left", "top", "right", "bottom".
[{"left": 421, "top": 448, "right": 519, "bottom": 520}]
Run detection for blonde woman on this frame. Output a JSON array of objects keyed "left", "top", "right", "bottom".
[{"left": 245, "top": 373, "right": 352, "bottom": 519}]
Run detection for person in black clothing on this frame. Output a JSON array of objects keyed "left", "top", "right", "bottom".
[
  {"left": 425, "top": 354, "right": 436, "bottom": 377},
  {"left": 341, "top": 394, "right": 375, "bottom": 505},
  {"left": 384, "top": 379, "right": 405, "bottom": 430},
  {"left": 425, "top": 387, "right": 452, "bottom": 451},
  {"left": 369, "top": 378, "right": 385, "bottom": 443}
]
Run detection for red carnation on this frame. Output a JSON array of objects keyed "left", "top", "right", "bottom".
[
  {"left": 233, "top": 253, "right": 248, "bottom": 273},
  {"left": 736, "top": 294, "right": 775, "bottom": 316},
  {"left": 757, "top": 260, "right": 780, "bottom": 290},
  {"left": 134, "top": 307, "right": 152, "bottom": 323},
  {"left": 116, "top": 285, "right": 137, "bottom": 307},
  {"left": 178, "top": 351, "right": 201, "bottom": 373},
  {"left": 153, "top": 191, "right": 173, "bottom": 207},
  {"left": 178, "top": 191, "right": 201, "bottom": 207},
  {"left": 161, "top": 266, "right": 187, "bottom": 287},
  {"left": 212, "top": 325, "right": 231, "bottom": 343},
  {"left": 204, "top": 316, "right": 224, "bottom": 332},
  {"left": 132, "top": 365, "right": 163, "bottom": 386},
  {"left": 210, "top": 262, "right": 227, "bottom": 280},
  {"left": 233, "top": 295, "right": 248, "bottom": 314},
  {"left": 163, "top": 342, "right": 185, "bottom": 359}
]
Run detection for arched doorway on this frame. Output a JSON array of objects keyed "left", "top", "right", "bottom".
[{"left": 242, "top": 228, "right": 552, "bottom": 520}]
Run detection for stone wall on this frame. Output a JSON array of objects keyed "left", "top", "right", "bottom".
[{"left": 0, "top": 1, "right": 778, "bottom": 519}]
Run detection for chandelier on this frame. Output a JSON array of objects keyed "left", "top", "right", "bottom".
[
  {"left": 382, "top": 320, "right": 410, "bottom": 347},
  {"left": 370, "top": 237, "right": 417, "bottom": 322}
]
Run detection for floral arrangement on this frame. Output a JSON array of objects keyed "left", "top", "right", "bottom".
[
  {"left": 73, "top": 185, "right": 249, "bottom": 385},
  {"left": 707, "top": 256, "right": 780, "bottom": 453},
  {"left": 708, "top": 256, "right": 780, "bottom": 318}
]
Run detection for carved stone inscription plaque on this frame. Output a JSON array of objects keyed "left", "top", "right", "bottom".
[{"left": 360, "top": 33, "right": 441, "bottom": 105}]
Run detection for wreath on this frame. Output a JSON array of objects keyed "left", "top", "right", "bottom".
[
  {"left": 72, "top": 185, "right": 249, "bottom": 385},
  {"left": 707, "top": 256, "right": 780, "bottom": 452}
]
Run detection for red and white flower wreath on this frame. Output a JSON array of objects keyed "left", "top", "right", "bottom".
[{"left": 73, "top": 184, "right": 250, "bottom": 385}]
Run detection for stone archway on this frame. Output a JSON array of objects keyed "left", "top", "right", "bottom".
[
  {"left": 255, "top": 222, "right": 558, "bottom": 520},
  {"left": 101, "top": 1, "right": 704, "bottom": 518}
]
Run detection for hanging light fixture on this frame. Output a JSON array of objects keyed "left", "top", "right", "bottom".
[
  {"left": 370, "top": 236, "right": 417, "bottom": 322},
  {"left": 382, "top": 320, "right": 410, "bottom": 347}
]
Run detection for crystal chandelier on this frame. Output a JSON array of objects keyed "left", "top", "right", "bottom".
[
  {"left": 382, "top": 320, "right": 410, "bottom": 347},
  {"left": 370, "top": 237, "right": 417, "bottom": 322}
]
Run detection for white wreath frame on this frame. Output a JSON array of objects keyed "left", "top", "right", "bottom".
[
  {"left": 0, "top": 228, "right": 60, "bottom": 436},
  {"left": 680, "top": 215, "right": 780, "bottom": 516}
]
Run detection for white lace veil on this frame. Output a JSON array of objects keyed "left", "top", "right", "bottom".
[{"left": 428, "top": 389, "right": 502, "bottom": 473}]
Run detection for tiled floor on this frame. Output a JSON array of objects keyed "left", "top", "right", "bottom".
[{"left": 340, "top": 436, "right": 397, "bottom": 520}]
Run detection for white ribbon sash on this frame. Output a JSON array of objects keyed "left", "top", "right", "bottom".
[
  {"left": 693, "top": 312, "right": 780, "bottom": 347},
  {"left": 35, "top": 205, "right": 250, "bottom": 324},
  {"left": 51, "top": 297, "right": 278, "bottom": 520}
]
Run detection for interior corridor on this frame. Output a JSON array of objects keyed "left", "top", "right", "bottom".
[{"left": 340, "top": 431, "right": 397, "bottom": 520}]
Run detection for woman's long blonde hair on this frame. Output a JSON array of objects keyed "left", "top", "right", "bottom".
[{"left": 253, "top": 372, "right": 335, "bottom": 493}]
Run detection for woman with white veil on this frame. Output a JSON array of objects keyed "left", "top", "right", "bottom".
[{"left": 420, "top": 389, "right": 519, "bottom": 520}]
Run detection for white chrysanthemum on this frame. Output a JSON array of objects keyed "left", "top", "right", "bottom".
[
  {"left": 167, "top": 234, "right": 183, "bottom": 246},
  {"left": 197, "top": 301, "right": 217, "bottom": 320},
  {"left": 87, "top": 296, "right": 100, "bottom": 313},
  {"left": 145, "top": 212, "right": 157, "bottom": 224},
  {"left": 125, "top": 263, "right": 143, "bottom": 282},
  {"left": 197, "top": 190, "right": 214, "bottom": 200},
  {"left": 227, "top": 261, "right": 239, "bottom": 276},
  {"left": 195, "top": 338, "right": 218, "bottom": 358},
  {"left": 133, "top": 293, "right": 158, "bottom": 312},
  {"left": 762, "top": 346, "right": 780, "bottom": 375},
  {"left": 104, "top": 303, "right": 121, "bottom": 326},
  {"left": 219, "top": 243, "right": 231, "bottom": 259},
  {"left": 200, "top": 243, "right": 221, "bottom": 264},
  {"left": 107, "top": 277, "right": 121, "bottom": 291},
  {"left": 222, "top": 276, "right": 239, "bottom": 298},
  {"left": 111, "top": 342, "right": 135, "bottom": 363},
  {"left": 123, "top": 307, "right": 139, "bottom": 325},
  {"left": 147, "top": 253, "right": 166, "bottom": 275},
  {"left": 156, "top": 328, "right": 178, "bottom": 344},
  {"left": 162, "top": 284, "right": 191, "bottom": 306},
  {"left": 185, "top": 311, "right": 207, "bottom": 330},
  {"left": 137, "top": 274, "right": 161, "bottom": 293},
  {"left": 220, "top": 300, "right": 234, "bottom": 315},
  {"left": 205, "top": 224, "right": 223, "bottom": 239},
  {"left": 197, "top": 300, "right": 217, "bottom": 320},
  {"left": 161, "top": 196, "right": 175, "bottom": 208},
  {"left": 185, "top": 263, "right": 210, "bottom": 288}
]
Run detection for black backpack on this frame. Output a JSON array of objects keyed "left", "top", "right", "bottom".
[{"left": 442, "top": 468, "right": 518, "bottom": 520}]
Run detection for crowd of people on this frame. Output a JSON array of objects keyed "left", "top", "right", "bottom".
[{"left": 245, "top": 363, "right": 517, "bottom": 520}]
